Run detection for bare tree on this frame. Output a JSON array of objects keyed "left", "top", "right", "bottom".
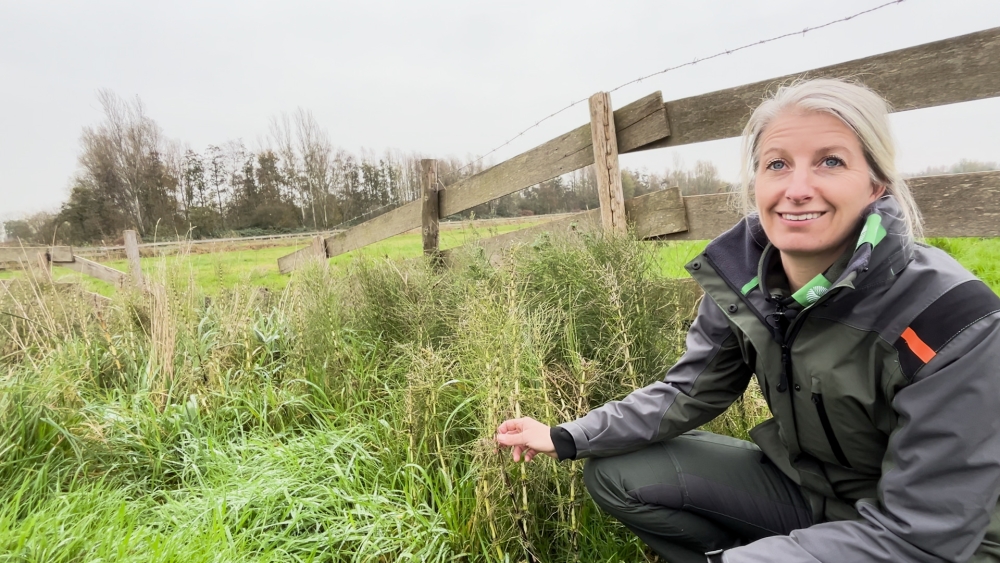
[
  {"left": 294, "top": 109, "right": 334, "bottom": 229},
  {"left": 73, "top": 90, "right": 179, "bottom": 237},
  {"left": 268, "top": 109, "right": 336, "bottom": 229}
]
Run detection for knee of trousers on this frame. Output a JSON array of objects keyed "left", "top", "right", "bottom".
[
  {"left": 583, "top": 454, "right": 681, "bottom": 515},
  {"left": 583, "top": 457, "right": 621, "bottom": 513}
]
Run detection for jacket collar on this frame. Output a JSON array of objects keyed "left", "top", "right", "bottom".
[{"left": 701, "top": 195, "right": 914, "bottom": 306}]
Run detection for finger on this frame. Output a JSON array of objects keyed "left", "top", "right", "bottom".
[
  {"left": 512, "top": 445, "right": 524, "bottom": 462},
  {"left": 496, "top": 432, "right": 525, "bottom": 447},
  {"left": 497, "top": 419, "right": 523, "bottom": 435},
  {"left": 524, "top": 448, "right": 537, "bottom": 463}
]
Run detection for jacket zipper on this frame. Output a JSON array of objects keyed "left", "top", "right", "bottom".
[
  {"left": 811, "top": 392, "right": 852, "bottom": 468},
  {"left": 701, "top": 252, "right": 796, "bottom": 400},
  {"left": 771, "top": 299, "right": 793, "bottom": 392},
  {"left": 704, "top": 249, "right": 859, "bottom": 469},
  {"left": 775, "top": 289, "right": 855, "bottom": 468}
]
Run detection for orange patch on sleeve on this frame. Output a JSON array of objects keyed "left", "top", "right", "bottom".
[{"left": 901, "top": 327, "right": 937, "bottom": 363}]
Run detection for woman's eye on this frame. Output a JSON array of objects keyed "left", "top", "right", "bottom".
[
  {"left": 765, "top": 160, "right": 786, "bottom": 171},
  {"left": 822, "top": 156, "right": 844, "bottom": 167}
]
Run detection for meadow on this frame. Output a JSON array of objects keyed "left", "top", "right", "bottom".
[
  {"left": 3, "top": 219, "right": 995, "bottom": 296},
  {"left": 1, "top": 226, "right": 998, "bottom": 562},
  {"left": 1, "top": 223, "right": 573, "bottom": 296}
]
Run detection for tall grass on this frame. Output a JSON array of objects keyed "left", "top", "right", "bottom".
[{"left": 0, "top": 233, "right": 765, "bottom": 561}]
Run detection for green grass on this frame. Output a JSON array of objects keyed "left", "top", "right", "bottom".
[
  {"left": 4, "top": 229, "right": 996, "bottom": 296},
  {"left": 648, "top": 237, "right": 1000, "bottom": 295},
  {"left": 1, "top": 223, "right": 543, "bottom": 296},
  {"left": 2, "top": 232, "right": 695, "bottom": 562},
  {"left": 925, "top": 238, "right": 1000, "bottom": 292},
  {"left": 1, "top": 229, "right": 997, "bottom": 562}
]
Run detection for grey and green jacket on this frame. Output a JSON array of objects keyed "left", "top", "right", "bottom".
[{"left": 559, "top": 196, "right": 1000, "bottom": 562}]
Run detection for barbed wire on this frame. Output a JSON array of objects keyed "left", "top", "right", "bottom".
[
  {"left": 327, "top": 197, "right": 414, "bottom": 232},
  {"left": 456, "top": 0, "right": 905, "bottom": 174},
  {"left": 325, "top": 0, "right": 906, "bottom": 233}
]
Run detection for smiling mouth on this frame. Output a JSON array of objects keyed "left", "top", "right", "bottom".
[{"left": 780, "top": 212, "right": 824, "bottom": 221}]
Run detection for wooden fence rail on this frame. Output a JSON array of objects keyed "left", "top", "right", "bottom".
[
  {"left": 474, "top": 170, "right": 1000, "bottom": 253},
  {"left": 276, "top": 26, "right": 1000, "bottom": 275},
  {"left": 276, "top": 91, "right": 672, "bottom": 273},
  {"left": 4, "top": 28, "right": 998, "bottom": 286},
  {"left": 641, "top": 26, "right": 1000, "bottom": 151},
  {"left": 0, "top": 230, "right": 150, "bottom": 302}
]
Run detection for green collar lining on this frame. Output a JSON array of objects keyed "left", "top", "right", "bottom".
[
  {"left": 792, "top": 273, "right": 832, "bottom": 307},
  {"left": 856, "top": 213, "right": 887, "bottom": 249}
]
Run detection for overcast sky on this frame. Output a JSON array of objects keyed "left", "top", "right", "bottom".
[{"left": 2, "top": 0, "right": 999, "bottom": 222}]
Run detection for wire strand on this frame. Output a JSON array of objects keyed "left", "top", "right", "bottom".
[
  {"left": 324, "top": 0, "right": 906, "bottom": 232},
  {"left": 457, "top": 0, "right": 905, "bottom": 174},
  {"left": 326, "top": 195, "right": 419, "bottom": 232}
]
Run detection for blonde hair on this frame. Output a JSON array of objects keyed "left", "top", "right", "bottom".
[{"left": 737, "top": 78, "right": 923, "bottom": 239}]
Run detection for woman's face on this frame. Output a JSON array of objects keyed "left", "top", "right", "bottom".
[{"left": 754, "top": 110, "right": 884, "bottom": 264}]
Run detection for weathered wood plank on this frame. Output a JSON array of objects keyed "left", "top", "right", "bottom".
[
  {"left": 275, "top": 235, "right": 329, "bottom": 274},
  {"left": 657, "top": 171, "right": 1000, "bottom": 241},
  {"left": 460, "top": 210, "right": 602, "bottom": 264},
  {"left": 325, "top": 201, "right": 422, "bottom": 259},
  {"left": 311, "top": 235, "right": 326, "bottom": 259},
  {"left": 275, "top": 92, "right": 670, "bottom": 272},
  {"left": 449, "top": 187, "right": 688, "bottom": 262},
  {"left": 626, "top": 187, "right": 687, "bottom": 239},
  {"left": 277, "top": 245, "right": 320, "bottom": 274},
  {"left": 49, "top": 246, "right": 74, "bottom": 263},
  {"left": 421, "top": 159, "right": 440, "bottom": 257},
  {"left": 643, "top": 26, "right": 1000, "bottom": 150},
  {"left": 62, "top": 256, "right": 127, "bottom": 287},
  {"left": 654, "top": 193, "right": 740, "bottom": 241},
  {"left": 278, "top": 200, "right": 422, "bottom": 272},
  {"left": 439, "top": 91, "right": 670, "bottom": 217},
  {"left": 590, "top": 92, "right": 627, "bottom": 234},
  {"left": 0, "top": 247, "right": 46, "bottom": 264},
  {"left": 912, "top": 170, "right": 1000, "bottom": 237},
  {"left": 124, "top": 230, "right": 144, "bottom": 290}
]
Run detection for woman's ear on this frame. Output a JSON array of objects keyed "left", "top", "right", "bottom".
[{"left": 871, "top": 183, "right": 887, "bottom": 201}]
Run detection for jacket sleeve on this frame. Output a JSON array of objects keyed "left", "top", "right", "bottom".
[
  {"left": 559, "top": 293, "right": 753, "bottom": 459},
  {"left": 725, "top": 313, "right": 1000, "bottom": 563}
]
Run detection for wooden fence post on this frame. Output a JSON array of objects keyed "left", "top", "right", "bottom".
[
  {"left": 588, "top": 92, "right": 627, "bottom": 234},
  {"left": 123, "top": 230, "right": 145, "bottom": 290},
  {"left": 32, "top": 251, "right": 52, "bottom": 285},
  {"left": 421, "top": 159, "right": 440, "bottom": 261},
  {"left": 311, "top": 235, "right": 327, "bottom": 263}
]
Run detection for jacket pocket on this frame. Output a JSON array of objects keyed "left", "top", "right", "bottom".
[
  {"left": 749, "top": 418, "right": 800, "bottom": 483},
  {"left": 811, "top": 377, "right": 852, "bottom": 468}
]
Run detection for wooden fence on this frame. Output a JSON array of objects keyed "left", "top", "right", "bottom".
[
  {"left": 5, "top": 28, "right": 999, "bottom": 293},
  {"left": 0, "top": 230, "right": 148, "bottom": 302},
  {"left": 277, "top": 26, "right": 1000, "bottom": 274}
]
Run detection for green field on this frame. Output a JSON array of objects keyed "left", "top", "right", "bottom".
[
  {"left": 1, "top": 230, "right": 998, "bottom": 562},
  {"left": 4, "top": 223, "right": 996, "bottom": 296},
  {"left": 2, "top": 223, "right": 557, "bottom": 295}
]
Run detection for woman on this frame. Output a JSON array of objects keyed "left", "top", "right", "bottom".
[{"left": 495, "top": 79, "right": 1000, "bottom": 563}]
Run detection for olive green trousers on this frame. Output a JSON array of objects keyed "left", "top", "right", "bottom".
[{"left": 583, "top": 431, "right": 813, "bottom": 563}]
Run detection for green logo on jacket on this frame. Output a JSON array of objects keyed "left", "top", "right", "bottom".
[{"left": 793, "top": 274, "right": 832, "bottom": 307}]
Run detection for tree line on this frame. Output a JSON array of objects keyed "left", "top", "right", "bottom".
[{"left": 4, "top": 90, "right": 743, "bottom": 246}]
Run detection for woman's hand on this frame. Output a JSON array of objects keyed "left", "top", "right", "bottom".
[{"left": 495, "top": 417, "right": 557, "bottom": 462}]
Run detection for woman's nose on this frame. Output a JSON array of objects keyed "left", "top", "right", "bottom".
[{"left": 784, "top": 168, "right": 815, "bottom": 202}]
